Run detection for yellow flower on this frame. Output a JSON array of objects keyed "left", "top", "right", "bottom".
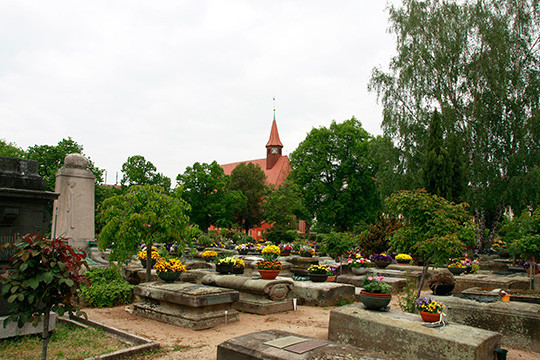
[{"left": 154, "top": 258, "right": 187, "bottom": 273}]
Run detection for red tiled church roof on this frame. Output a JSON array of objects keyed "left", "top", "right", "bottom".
[{"left": 221, "top": 156, "right": 290, "bottom": 186}]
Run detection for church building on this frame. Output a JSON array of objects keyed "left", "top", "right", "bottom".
[{"left": 220, "top": 115, "right": 305, "bottom": 240}]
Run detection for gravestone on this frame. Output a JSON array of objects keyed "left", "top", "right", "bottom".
[{"left": 51, "top": 153, "right": 95, "bottom": 249}]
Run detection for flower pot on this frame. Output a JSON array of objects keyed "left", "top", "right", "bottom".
[
  {"left": 216, "top": 263, "right": 233, "bottom": 274},
  {"left": 232, "top": 266, "right": 244, "bottom": 274},
  {"left": 258, "top": 269, "right": 280, "bottom": 280},
  {"left": 500, "top": 294, "right": 511, "bottom": 302},
  {"left": 419, "top": 311, "right": 441, "bottom": 322},
  {"left": 359, "top": 290, "right": 392, "bottom": 310},
  {"left": 526, "top": 267, "right": 539, "bottom": 276},
  {"left": 374, "top": 260, "right": 391, "bottom": 269},
  {"left": 140, "top": 259, "right": 157, "bottom": 268},
  {"left": 326, "top": 275, "right": 336, "bottom": 282},
  {"left": 351, "top": 267, "right": 369, "bottom": 275},
  {"left": 158, "top": 271, "right": 181, "bottom": 283},
  {"left": 396, "top": 260, "right": 410, "bottom": 265},
  {"left": 308, "top": 273, "right": 328, "bottom": 282},
  {"left": 430, "top": 284, "right": 455, "bottom": 296},
  {"left": 448, "top": 267, "right": 466, "bottom": 275},
  {"left": 280, "top": 250, "right": 291, "bottom": 256}
]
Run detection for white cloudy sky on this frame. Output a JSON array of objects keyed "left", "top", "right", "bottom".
[{"left": 1, "top": 1, "right": 399, "bottom": 184}]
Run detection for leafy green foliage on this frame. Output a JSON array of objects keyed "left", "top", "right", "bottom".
[
  {"left": 79, "top": 267, "right": 133, "bottom": 308},
  {"left": 0, "top": 139, "right": 26, "bottom": 158},
  {"left": 398, "top": 272, "right": 418, "bottom": 314},
  {"left": 502, "top": 207, "right": 540, "bottom": 262},
  {"left": 318, "top": 232, "right": 357, "bottom": 259},
  {"left": 357, "top": 216, "right": 402, "bottom": 256},
  {"left": 0, "top": 235, "right": 89, "bottom": 359},
  {"left": 98, "top": 184, "right": 191, "bottom": 281},
  {"left": 263, "top": 228, "right": 299, "bottom": 245},
  {"left": 289, "top": 117, "right": 381, "bottom": 232},
  {"left": 120, "top": 155, "right": 171, "bottom": 191},
  {"left": 369, "top": 0, "right": 540, "bottom": 250},
  {"left": 229, "top": 163, "right": 268, "bottom": 232},
  {"left": 263, "top": 182, "right": 305, "bottom": 230}
]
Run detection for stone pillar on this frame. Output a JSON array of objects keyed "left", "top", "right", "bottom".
[{"left": 51, "top": 154, "right": 95, "bottom": 249}]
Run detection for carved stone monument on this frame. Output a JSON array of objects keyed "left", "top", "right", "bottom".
[{"left": 51, "top": 153, "right": 95, "bottom": 249}]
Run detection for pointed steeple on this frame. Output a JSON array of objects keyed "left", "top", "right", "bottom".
[
  {"left": 266, "top": 108, "right": 283, "bottom": 170},
  {"left": 266, "top": 115, "right": 283, "bottom": 147}
]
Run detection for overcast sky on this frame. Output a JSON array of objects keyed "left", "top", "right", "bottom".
[{"left": 1, "top": 1, "right": 399, "bottom": 184}]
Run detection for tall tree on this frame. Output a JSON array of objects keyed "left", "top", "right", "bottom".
[
  {"left": 229, "top": 162, "right": 268, "bottom": 233},
  {"left": 26, "top": 137, "right": 103, "bottom": 191},
  {"left": 369, "top": 0, "right": 540, "bottom": 250},
  {"left": 120, "top": 155, "right": 171, "bottom": 191},
  {"left": 176, "top": 161, "right": 245, "bottom": 231},
  {"left": 424, "top": 110, "right": 452, "bottom": 199},
  {"left": 0, "top": 139, "right": 25, "bottom": 158},
  {"left": 289, "top": 117, "right": 381, "bottom": 232},
  {"left": 263, "top": 181, "right": 305, "bottom": 230}
]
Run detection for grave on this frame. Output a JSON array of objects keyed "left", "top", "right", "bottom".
[
  {"left": 217, "top": 329, "right": 397, "bottom": 360},
  {"left": 201, "top": 273, "right": 294, "bottom": 314},
  {"left": 133, "top": 282, "right": 239, "bottom": 330},
  {"left": 328, "top": 304, "right": 501, "bottom": 360},
  {"left": 0, "top": 313, "right": 56, "bottom": 340},
  {"left": 461, "top": 286, "right": 540, "bottom": 305},
  {"left": 453, "top": 273, "right": 530, "bottom": 294},
  {"left": 290, "top": 281, "right": 355, "bottom": 306},
  {"left": 432, "top": 294, "right": 540, "bottom": 351}
]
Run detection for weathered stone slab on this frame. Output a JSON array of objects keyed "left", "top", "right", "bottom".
[
  {"left": 328, "top": 304, "right": 501, "bottom": 360},
  {"left": 201, "top": 273, "right": 294, "bottom": 314},
  {"left": 217, "top": 330, "right": 398, "bottom": 360},
  {"left": 453, "top": 274, "right": 530, "bottom": 294},
  {"left": 461, "top": 287, "right": 540, "bottom": 305},
  {"left": 289, "top": 281, "right": 355, "bottom": 306},
  {"left": 0, "top": 313, "right": 56, "bottom": 339},
  {"left": 432, "top": 295, "right": 540, "bottom": 352},
  {"left": 133, "top": 282, "right": 239, "bottom": 330}
]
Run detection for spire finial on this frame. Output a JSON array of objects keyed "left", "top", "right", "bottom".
[{"left": 273, "top": 97, "right": 276, "bottom": 120}]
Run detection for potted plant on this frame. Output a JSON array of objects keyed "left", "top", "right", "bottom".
[
  {"left": 307, "top": 264, "right": 329, "bottom": 282},
  {"left": 279, "top": 243, "right": 293, "bottom": 256},
  {"left": 326, "top": 266, "right": 338, "bottom": 282},
  {"left": 447, "top": 260, "right": 466, "bottom": 275},
  {"left": 415, "top": 297, "right": 445, "bottom": 322},
  {"left": 257, "top": 245, "right": 283, "bottom": 279},
  {"left": 197, "top": 234, "right": 213, "bottom": 250},
  {"left": 371, "top": 254, "right": 393, "bottom": 268},
  {"left": 395, "top": 253, "right": 412, "bottom": 264},
  {"left": 523, "top": 261, "right": 539, "bottom": 276},
  {"left": 154, "top": 258, "right": 187, "bottom": 282},
  {"left": 232, "top": 258, "right": 245, "bottom": 274},
  {"left": 138, "top": 247, "right": 160, "bottom": 268},
  {"left": 359, "top": 274, "right": 392, "bottom": 310},
  {"left": 347, "top": 256, "right": 371, "bottom": 275},
  {"left": 216, "top": 256, "right": 236, "bottom": 274},
  {"left": 202, "top": 250, "right": 218, "bottom": 262},
  {"left": 427, "top": 273, "right": 455, "bottom": 295},
  {"left": 236, "top": 242, "right": 254, "bottom": 255},
  {"left": 298, "top": 246, "right": 316, "bottom": 257},
  {"left": 499, "top": 290, "right": 511, "bottom": 302}
]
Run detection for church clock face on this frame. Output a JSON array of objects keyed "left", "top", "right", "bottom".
[{"left": 271, "top": 147, "right": 278, "bottom": 154}]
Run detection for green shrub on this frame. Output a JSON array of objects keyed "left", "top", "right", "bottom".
[
  {"left": 263, "top": 228, "right": 299, "bottom": 244},
  {"left": 357, "top": 216, "right": 401, "bottom": 256},
  {"left": 80, "top": 267, "right": 134, "bottom": 308},
  {"left": 197, "top": 234, "right": 213, "bottom": 246},
  {"left": 319, "top": 232, "right": 356, "bottom": 259}
]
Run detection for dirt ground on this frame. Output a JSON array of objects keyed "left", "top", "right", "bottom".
[{"left": 84, "top": 298, "right": 540, "bottom": 360}]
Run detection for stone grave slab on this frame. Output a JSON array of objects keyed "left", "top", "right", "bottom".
[
  {"left": 461, "top": 286, "right": 540, "bottom": 305},
  {"left": 432, "top": 295, "right": 540, "bottom": 352},
  {"left": 0, "top": 312, "right": 56, "bottom": 340},
  {"left": 133, "top": 282, "right": 239, "bottom": 330},
  {"left": 217, "top": 329, "right": 398, "bottom": 360},
  {"left": 328, "top": 304, "right": 501, "bottom": 360},
  {"left": 201, "top": 273, "right": 294, "bottom": 314},
  {"left": 290, "top": 280, "right": 355, "bottom": 306},
  {"left": 453, "top": 274, "right": 530, "bottom": 294}
]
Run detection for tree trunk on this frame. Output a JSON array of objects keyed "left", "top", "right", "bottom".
[
  {"left": 146, "top": 244, "right": 152, "bottom": 282},
  {"left": 416, "top": 263, "right": 430, "bottom": 300},
  {"left": 41, "top": 310, "right": 50, "bottom": 360}
]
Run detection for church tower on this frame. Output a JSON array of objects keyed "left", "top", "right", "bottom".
[{"left": 266, "top": 113, "right": 283, "bottom": 170}]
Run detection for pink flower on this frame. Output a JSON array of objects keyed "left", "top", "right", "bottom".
[
  {"left": 379, "top": 276, "right": 385, "bottom": 280},
  {"left": 368, "top": 276, "right": 373, "bottom": 281}
]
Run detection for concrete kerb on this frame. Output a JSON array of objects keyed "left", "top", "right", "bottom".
[{"left": 59, "top": 316, "right": 159, "bottom": 360}]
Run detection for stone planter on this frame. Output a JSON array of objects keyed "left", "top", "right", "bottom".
[
  {"left": 216, "top": 263, "right": 233, "bottom": 274},
  {"left": 419, "top": 311, "right": 441, "bottom": 322},
  {"left": 308, "top": 273, "right": 329, "bottom": 282},
  {"left": 351, "top": 267, "right": 369, "bottom": 275},
  {"left": 359, "top": 290, "right": 391, "bottom": 310},
  {"left": 430, "top": 284, "right": 455, "bottom": 296},
  {"left": 258, "top": 269, "right": 280, "bottom": 280},
  {"left": 232, "top": 266, "right": 245, "bottom": 274},
  {"left": 448, "top": 267, "right": 466, "bottom": 276},
  {"left": 157, "top": 271, "right": 181, "bottom": 283},
  {"left": 374, "top": 260, "right": 391, "bottom": 269}
]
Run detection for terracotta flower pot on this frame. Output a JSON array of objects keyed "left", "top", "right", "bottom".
[
  {"left": 326, "top": 275, "right": 336, "bottom": 282},
  {"left": 157, "top": 271, "right": 181, "bottom": 283},
  {"left": 419, "top": 311, "right": 441, "bottom": 322},
  {"left": 359, "top": 290, "right": 392, "bottom": 310},
  {"left": 526, "top": 267, "right": 539, "bottom": 276},
  {"left": 308, "top": 273, "right": 328, "bottom": 282},
  {"left": 258, "top": 269, "right": 280, "bottom": 280}
]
